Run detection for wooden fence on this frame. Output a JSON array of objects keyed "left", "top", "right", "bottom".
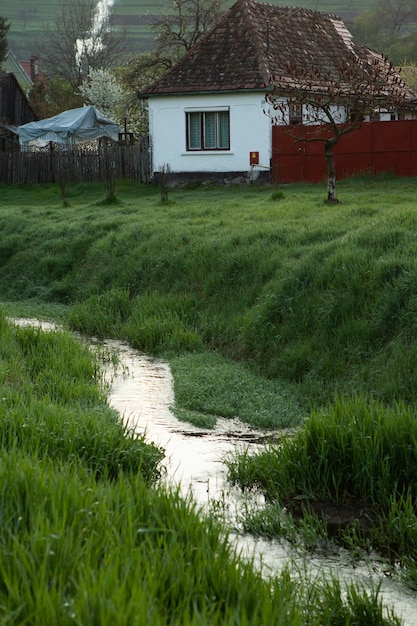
[
  {"left": 272, "top": 119, "right": 417, "bottom": 184},
  {"left": 0, "top": 137, "right": 150, "bottom": 185}
]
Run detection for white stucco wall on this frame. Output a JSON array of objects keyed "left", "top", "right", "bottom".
[{"left": 146, "top": 91, "right": 272, "bottom": 176}]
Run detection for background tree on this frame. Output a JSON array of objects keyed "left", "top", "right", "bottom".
[
  {"left": 0, "top": 17, "right": 10, "bottom": 70},
  {"left": 351, "top": 0, "right": 417, "bottom": 64},
  {"left": 126, "top": 0, "right": 227, "bottom": 91},
  {"left": 401, "top": 63, "right": 417, "bottom": 92},
  {"left": 267, "top": 54, "right": 413, "bottom": 203},
  {"left": 39, "top": 0, "right": 127, "bottom": 90},
  {"left": 154, "top": 0, "right": 226, "bottom": 56},
  {"left": 29, "top": 77, "right": 84, "bottom": 119}
]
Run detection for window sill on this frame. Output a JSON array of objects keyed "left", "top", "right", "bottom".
[{"left": 181, "top": 151, "right": 234, "bottom": 156}]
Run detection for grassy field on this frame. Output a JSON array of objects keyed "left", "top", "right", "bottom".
[
  {"left": 1, "top": 176, "right": 417, "bottom": 621},
  {"left": 4, "top": 0, "right": 377, "bottom": 59},
  {"left": 2, "top": 176, "right": 417, "bottom": 412}
]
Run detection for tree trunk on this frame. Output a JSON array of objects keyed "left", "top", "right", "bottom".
[{"left": 325, "top": 140, "right": 338, "bottom": 203}]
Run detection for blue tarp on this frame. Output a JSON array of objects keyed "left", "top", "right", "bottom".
[{"left": 18, "top": 106, "right": 120, "bottom": 147}]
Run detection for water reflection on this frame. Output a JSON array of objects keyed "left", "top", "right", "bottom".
[{"left": 103, "top": 339, "right": 268, "bottom": 507}]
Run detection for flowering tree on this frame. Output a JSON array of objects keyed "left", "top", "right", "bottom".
[
  {"left": 79, "top": 68, "right": 123, "bottom": 118},
  {"left": 267, "top": 54, "right": 414, "bottom": 202},
  {"left": 79, "top": 68, "right": 146, "bottom": 137}
]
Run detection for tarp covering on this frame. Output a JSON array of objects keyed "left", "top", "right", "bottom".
[{"left": 18, "top": 106, "right": 120, "bottom": 147}]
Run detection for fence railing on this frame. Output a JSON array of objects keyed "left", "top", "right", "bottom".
[
  {"left": 0, "top": 137, "right": 150, "bottom": 185},
  {"left": 272, "top": 119, "right": 417, "bottom": 184}
]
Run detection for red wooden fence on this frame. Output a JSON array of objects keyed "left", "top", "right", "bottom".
[{"left": 272, "top": 119, "right": 417, "bottom": 184}]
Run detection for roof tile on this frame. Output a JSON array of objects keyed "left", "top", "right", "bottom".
[{"left": 142, "top": 0, "right": 416, "bottom": 103}]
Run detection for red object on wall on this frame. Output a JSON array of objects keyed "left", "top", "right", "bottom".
[
  {"left": 271, "top": 120, "right": 417, "bottom": 184},
  {"left": 250, "top": 151, "right": 259, "bottom": 165}
]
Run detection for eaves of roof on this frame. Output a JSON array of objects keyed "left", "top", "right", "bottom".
[{"left": 140, "top": 87, "right": 266, "bottom": 98}]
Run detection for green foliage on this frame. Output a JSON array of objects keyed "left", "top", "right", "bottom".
[
  {"left": 28, "top": 77, "right": 84, "bottom": 120},
  {"left": 350, "top": 0, "right": 417, "bottom": 63},
  {"left": 401, "top": 64, "right": 417, "bottom": 93},
  {"left": 0, "top": 16, "right": 10, "bottom": 67}
]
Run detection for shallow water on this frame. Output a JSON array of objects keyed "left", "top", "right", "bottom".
[
  {"left": 10, "top": 320, "right": 417, "bottom": 624},
  {"left": 103, "top": 339, "right": 417, "bottom": 626}
]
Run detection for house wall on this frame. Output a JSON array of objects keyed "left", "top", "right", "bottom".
[
  {"left": 147, "top": 92, "right": 272, "bottom": 182},
  {"left": 0, "top": 73, "right": 37, "bottom": 126},
  {"left": 270, "top": 99, "right": 411, "bottom": 125}
]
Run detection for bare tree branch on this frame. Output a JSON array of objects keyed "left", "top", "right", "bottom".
[
  {"left": 126, "top": 0, "right": 227, "bottom": 91},
  {"left": 40, "top": 0, "right": 127, "bottom": 90},
  {"left": 267, "top": 52, "right": 416, "bottom": 202}
]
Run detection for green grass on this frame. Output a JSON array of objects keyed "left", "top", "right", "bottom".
[
  {"left": 0, "top": 175, "right": 408, "bottom": 586},
  {"left": 0, "top": 306, "right": 402, "bottom": 624},
  {"left": 170, "top": 351, "right": 301, "bottom": 429},
  {"left": 3, "top": 177, "right": 417, "bottom": 416},
  {"left": 0, "top": 312, "right": 164, "bottom": 482},
  {"left": 227, "top": 394, "right": 417, "bottom": 585}
]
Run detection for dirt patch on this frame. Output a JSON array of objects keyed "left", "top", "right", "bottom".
[{"left": 286, "top": 496, "right": 380, "bottom": 535}]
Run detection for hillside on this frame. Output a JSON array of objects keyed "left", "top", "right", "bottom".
[
  {"left": 1, "top": 176, "right": 417, "bottom": 410},
  {"left": 4, "top": 0, "right": 376, "bottom": 62}
]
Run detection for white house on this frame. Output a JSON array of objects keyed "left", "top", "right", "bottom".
[
  {"left": 145, "top": 91, "right": 272, "bottom": 183},
  {"left": 140, "top": 0, "right": 417, "bottom": 184}
]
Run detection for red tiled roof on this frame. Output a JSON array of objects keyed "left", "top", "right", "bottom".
[
  {"left": 141, "top": 0, "right": 414, "bottom": 100},
  {"left": 20, "top": 60, "right": 45, "bottom": 83}
]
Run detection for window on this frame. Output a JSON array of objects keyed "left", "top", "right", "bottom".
[
  {"left": 289, "top": 101, "right": 302, "bottom": 125},
  {"left": 186, "top": 110, "right": 230, "bottom": 151}
]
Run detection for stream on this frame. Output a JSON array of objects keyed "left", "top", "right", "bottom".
[
  {"left": 11, "top": 320, "right": 417, "bottom": 624},
  {"left": 104, "top": 339, "right": 417, "bottom": 626}
]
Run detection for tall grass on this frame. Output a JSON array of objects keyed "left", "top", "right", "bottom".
[
  {"left": 228, "top": 396, "right": 417, "bottom": 503},
  {"left": 0, "top": 311, "right": 401, "bottom": 624},
  {"left": 3, "top": 178, "right": 417, "bottom": 413},
  {"left": 0, "top": 449, "right": 399, "bottom": 625},
  {"left": 227, "top": 394, "right": 417, "bottom": 578},
  {"left": 0, "top": 450, "right": 291, "bottom": 626},
  {"left": 0, "top": 312, "right": 163, "bottom": 481}
]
